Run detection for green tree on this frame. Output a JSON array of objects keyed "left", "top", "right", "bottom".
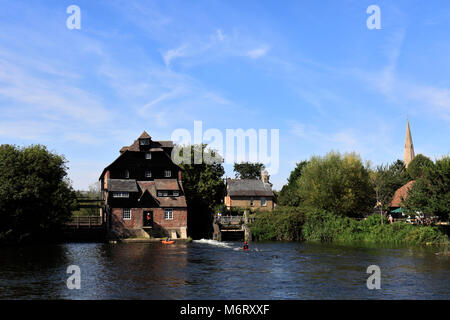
[
  {"left": 407, "top": 154, "right": 434, "bottom": 180},
  {"left": 404, "top": 156, "right": 449, "bottom": 221},
  {"left": 0, "top": 144, "right": 77, "bottom": 243},
  {"left": 177, "top": 144, "right": 226, "bottom": 239},
  {"left": 297, "top": 152, "right": 374, "bottom": 217},
  {"left": 233, "top": 162, "right": 265, "bottom": 179},
  {"left": 278, "top": 161, "right": 308, "bottom": 206}
]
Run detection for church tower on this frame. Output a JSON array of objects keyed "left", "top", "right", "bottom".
[{"left": 404, "top": 119, "right": 415, "bottom": 168}]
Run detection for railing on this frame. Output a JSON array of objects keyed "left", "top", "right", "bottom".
[
  {"left": 66, "top": 216, "right": 103, "bottom": 228},
  {"left": 217, "top": 216, "right": 244, "bottom": 225}
]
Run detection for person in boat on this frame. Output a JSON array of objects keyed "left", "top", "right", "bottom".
[
  {"left": 243, "top": 241, "right": 249, "bottom": 250},
  {"left": 166, "top": 237, "right": 171, "bottom": 242}
]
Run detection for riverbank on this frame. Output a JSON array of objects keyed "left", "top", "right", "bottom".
[{"left": 249, "top": 207, "right": 449, "bottom": 246}]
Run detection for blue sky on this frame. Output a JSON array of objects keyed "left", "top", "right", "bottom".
[{"left": 0, "top": 0, "right": 449, "bottom": 190}]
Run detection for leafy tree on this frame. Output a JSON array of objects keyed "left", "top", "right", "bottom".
[
  {"left": 407, "top": 154, "right": 434, "bottom": 180},
  {"left": 233, "top": 162, "right": 265, "bottom": 179},
  {"left": 0, "top": 144, "right": 77, "bottom": 243},
  {"left": 177, "top": 144, "right": 226, "bottom": 239},
  {"left": 404, "top": 156, "right": 449, "bottom": 221},
  {"left": 297, "top": 152, "right": 374, "bottom": 217},
  {"left": 278, "top": 161, "right": 308, "bottom": 206}
]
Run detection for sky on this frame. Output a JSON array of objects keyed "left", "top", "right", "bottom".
[{"left": 0, "top": 0, "right": 449, "bottom": 191}]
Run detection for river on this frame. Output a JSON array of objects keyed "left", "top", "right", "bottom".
[{"left": 0, "top": 240, "right": 448, "bottom": 299}]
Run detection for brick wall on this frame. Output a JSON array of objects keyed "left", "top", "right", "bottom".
[{"left": 227, "top": 196, "right": 274, "bottom": 211}]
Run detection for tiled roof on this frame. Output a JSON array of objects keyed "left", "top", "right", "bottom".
[
  {"left": 390, "top": 180, "right": 416, "bottom": 207},
  {"left": 108, "top": 179, "right": 139, "bottom": 192},
  {"left": 139, "top": 131, "right": 151, "bottom": 139},
  {"left": 155, "top": 179, "right": 180, "bottom": 190},
  {"left": 137, "top": 180, "right": 187, "bottom": 207},
  {"left": 226, "top": 178, "right": 274, "bottom": 197}
]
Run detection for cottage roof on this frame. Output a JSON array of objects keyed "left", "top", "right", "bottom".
[
  {"left": 155, "top": 179, "right": 180, "bottom": 191},
  {"left": 226, "top": 178, "right": 274, "bottom": 197},
  {"left": 108, "top": 179, "right": 139, "bottom": 192},
  {"left": 139, "top": 131, "right": 151, "bottom": 139},
  {"left": 390, "top": 180, "right": 416, "bottom": 207}
]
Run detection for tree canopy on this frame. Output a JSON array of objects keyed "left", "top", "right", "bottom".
[
  {"left": 278, "top": 161, "right": 308, "bottom": 206},
  {"left": 178, "top": 144, "right": 225, "bottom": 239},
  {"left": 233, "top": 162, "right": 265, "bottom": 179},
  {"left": 0, "top": 144, "right": 77, "bottom": 243},
  {"left": 296, "top": 152, "right": 374, "bottom": 217},
  {"left": 404, "top": 156, "right": 449, "bottom": 221},
  {"left": 407, "top": 154, "right": 434, "bottom": 180}
]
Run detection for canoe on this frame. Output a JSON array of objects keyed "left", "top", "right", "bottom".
[{"left": 162, "top": 240, "right": 175, "bottom": 244}]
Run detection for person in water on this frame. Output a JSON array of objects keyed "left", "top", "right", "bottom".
[{"left": 243, "top": 241, "right": 249, "bottom": 250}]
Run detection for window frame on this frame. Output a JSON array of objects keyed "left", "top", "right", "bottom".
[
  {"left": 145, "top": 170, "right": 152, "bottom": 178},
  {"left": 172, "top": 191, "right": 179, "bottom": 197},
  {"left": 122, "top": 208, "right": 132, "bottom": 220},
  {"left": 124, "top": 170, "right": 130, "bottom": 179},
  {"left": 164, "top": 208, "right": 173, "bottom": 220},
  {"left": 145, "top": 152, "right": 152, "bottom": 159},
  {"left": 164, "top": 170, "right": 171, "bottom": 177},
  {"left": 261, "top": 197, "right": 267, "bottom": 207},
  {"left": 112, "top": 192, "right": 129, "bottom": 198}
]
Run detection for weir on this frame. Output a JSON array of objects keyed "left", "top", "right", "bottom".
[{"left": 213, "top": 215, "right": 251, "bottom": 242}]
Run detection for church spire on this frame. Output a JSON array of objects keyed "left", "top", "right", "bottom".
[{"left": 404, "top": 119, "right": 415, "bottom": 168}]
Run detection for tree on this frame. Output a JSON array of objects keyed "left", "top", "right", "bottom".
[
  {"left": 233, "top": 162, "right": 265, "bottom": 179},
  {"left": 0, "top": 144, "right": 77, "bottom": 243},
  {"left": 407, "top": 154, "right": 434, "bottom": 180},
  {"left": 177, "top": 144, "right": 226, "bottom": 239},
  {"left": 297, "top": 152, "right": 374, "bottom": 217},
  {"left": 278, "top": 161, "right": 308, "bottom": 206},
  {"left": 404, "top": 156, "right": 449, "bottom": 221}
]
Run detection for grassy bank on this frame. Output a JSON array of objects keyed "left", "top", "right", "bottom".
[{"left": 249, "top": 207, "right": 448, "bottom": 245}]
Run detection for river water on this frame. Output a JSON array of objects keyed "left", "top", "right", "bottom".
[{"left": 0, "top": 240, "right": 448, "bottom": 299}]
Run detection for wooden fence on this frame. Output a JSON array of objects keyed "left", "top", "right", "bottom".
[{"left": 66, "top": 216, "right": 103, "bottom": 228}]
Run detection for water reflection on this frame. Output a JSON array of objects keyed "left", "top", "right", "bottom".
[{"left": 0, "top": 242, "right": 448, "bottom": 299}]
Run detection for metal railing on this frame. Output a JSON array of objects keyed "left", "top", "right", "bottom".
[
  {"left": 67, "top": 216, "right": 102, "bottom": 228},
  {"left": 216, "top": 216, "right": 244, "bottom": 225}
]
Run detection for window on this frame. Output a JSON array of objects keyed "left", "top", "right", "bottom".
[
  {"left": 157, "top": 191, "right": 162, "bottom": 197},
  {"left": 250, "top": 197, "right": 254, "bottom": 206},
  {"left": 164, "top": 208, "right": 173, "bottom": 220},
  {"left": 157, "top": 191, "right": 168, "bottom": 197},
  {"left": 113, "top": 192, "right": 129, "bottom": 198},
  {"left": 122, "top": 208, "right": 131, "bottom": 220},
  {"left": 172, "top": 191, "right": 179, "bottom": 197},
  {"left": 145, "top": 170, "right": 152, "bottom": 178},
  {"left": 145, "top": 152, "right": 152, "bottom": 159},
  {"left": 261, "top": 197, "right": 267, "bottom": 207},
  {"left": 164, "top": 170, "right": 171, "bottom": 177},
  {"left": 140, "top": 139, "right": 150, "bottom": 145},
  {"left": 124, "top": 170, "right": 129, "bottom": 179}
]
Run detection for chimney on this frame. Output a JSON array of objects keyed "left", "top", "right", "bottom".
[{"left": 261, "top": 170, "right": 269, "bottom": 183}]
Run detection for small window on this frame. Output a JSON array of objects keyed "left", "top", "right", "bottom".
[
  {"left": 145, "top": 170, "right": 152, "bottom": 178},
  {"left": 250, "top": 197, "right": 254, "bottom": 206},
  {"left": 123, "top": 208, "right": 131, "bottom": 220},
  {"left": 140, "top": 139, "right": 150, "bottom": 145},
  {"left": 145, "top": 152, "right": 152, "bottom": 159},
  {"left": 164, "top": 170, "right": 171, "bottom": 177},
  {"left": 124, "top": 170, "right": 129, "bottom": 179},
  {"left": 113, "top": 192, "right": 129, "bottom": 198},
  {"left": 164, "top": 208, "right": 173, "bottom": 220},
  {"left": 261, "top": 197, "right": 267, "bottom": 207},
  {"left": 162, "top": 191, "right": 168, "bottom": 197},
  {"left": 157, "top": 191, "right": 162, "bottom": 197},
  {"left": 172, "top": 191, "right": 179, "bottom": 197}
]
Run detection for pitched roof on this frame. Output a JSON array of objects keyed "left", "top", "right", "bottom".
[
  {"left": 155, "top": 179, "right": 180, "bottom": 190},
  {"left": 390, "top": 180, "right": 416, "bottom": 207},
  {"left": 108, "top": 179, "right": 139, "bottom": 192},
  {"left": 226, "top": 178, "right": 274, "bottom": 197},
  {"left": 139, "top": 131, "right": 151, "bottom": 139},
  {"left": 137, "top": 181, "right": 187, "bottom": 207}
]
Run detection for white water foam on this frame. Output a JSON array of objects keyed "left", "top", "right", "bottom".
[{"left": 193, "top": 239, "right": 234, "bottom": 249}]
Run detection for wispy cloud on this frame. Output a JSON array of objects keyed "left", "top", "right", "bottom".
[{"left": 246, "top": 45, "right": 270, "bottom": 59}]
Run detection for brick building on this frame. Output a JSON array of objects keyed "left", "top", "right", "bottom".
[
  {"left": 224, "top": 170, "right": 275, "bottom": 211},
  {"left": 99, "top": 131, "right": 188, "bottom": 239}
]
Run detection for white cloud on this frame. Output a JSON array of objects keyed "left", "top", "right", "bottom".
[{"left": 246, "top": 46, "right": 270, "bottom": 59}]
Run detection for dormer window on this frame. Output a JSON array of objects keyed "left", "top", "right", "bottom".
[
  {"left": 164, "top": 170, "right": 171, "bottom": 178},
  {"left": 145, "top": 152, "right": 151, "bottom": 159},
  {"left": 125, "top": 170, "right": 129, "bottom": 179},
  {"left": 145, "top": 170, "right": 152, "bottom": 178},
  {"left": 139, "top": 138, "right": 150, "bottom": 146}
]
